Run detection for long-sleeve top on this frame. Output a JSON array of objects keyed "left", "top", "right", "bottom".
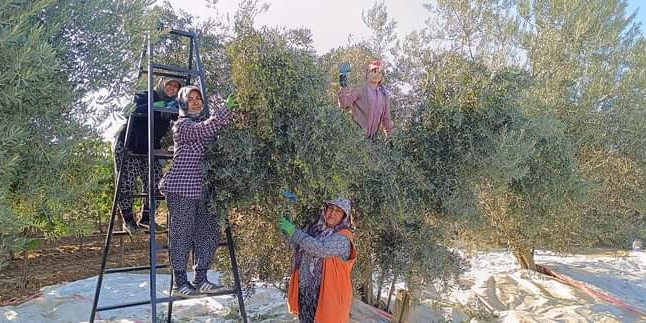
[
  {"left": 289, "top": 229, "right": 351, "bottom": 292},
  {"left": 338, "top": 84, "right": 393, "bottom": 138},
  {"left": 158, "top": 107, "right": 232, "bottom": 199},
  {"left": 115, "top": 90, "right": 178, "bottom": 154}
]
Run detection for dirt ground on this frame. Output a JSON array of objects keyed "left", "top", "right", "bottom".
[{"left": 0, "top": 232, "right": 169, "bottom": 306}]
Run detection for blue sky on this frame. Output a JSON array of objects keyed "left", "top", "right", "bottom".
[
  {"left": 627, "top": 0, "right": 646, "bottom": 31},
  {"left": 169, "top": 0, "right": 646, "bottom": 54}
]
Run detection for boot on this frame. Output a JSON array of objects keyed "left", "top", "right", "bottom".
[
  {"left": 122, "top": 211, "right": 138, "bottom": 235},
  {"left": 139, "top": 207, "right": 166, "bottom": 232}
]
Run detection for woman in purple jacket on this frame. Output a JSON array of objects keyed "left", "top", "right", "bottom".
[
  {"left": 159, "top": 85, "right": 233, "bottom": 298},
  {"left": 338, "top": 60, "right": 394, "bottom": 139}
]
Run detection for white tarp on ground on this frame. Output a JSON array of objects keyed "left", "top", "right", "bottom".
[
  {"left": 0, "top": 271, "right": 389, "bottom": 323},
  {"left": 2, "top": 250, "right": 645, "bottom": 322},
  {"left": 475, "top": 251, "right": 646, "bottom": 322},
  {"left": 409, "top": 250, "right": 646, "bottom": 322},
  {"left": 1, "top": 271, "right": 272, "bottom": 322}
]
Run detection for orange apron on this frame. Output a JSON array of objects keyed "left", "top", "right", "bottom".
[{"left": 287, "top": 229, "right": 356, "bottom": 322}]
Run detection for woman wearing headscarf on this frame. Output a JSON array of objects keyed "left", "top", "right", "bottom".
[
  {"left": 277, "top": 198, "right": 357, "bottom": 323},
  {"left": 159, "top": 85, "right": 234, "bottom": 298},
  {"left": 113, "top": 77, "right": 183, "bottom": 234},
  {"left": 338, "top": 59, "right": 394, "bottom": 139}
]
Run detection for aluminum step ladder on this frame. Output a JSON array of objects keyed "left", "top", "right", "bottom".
[{"left": 89, "top": 29, "right": 247, "bottom": 323}]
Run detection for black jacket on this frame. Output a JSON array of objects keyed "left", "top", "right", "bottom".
[{"left": 116, "top": 90, "right": 178, "bottom": 154}]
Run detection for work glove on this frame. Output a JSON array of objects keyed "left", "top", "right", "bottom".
[
  {"left": 338, "top": 62, "right": 351, "bottom": 87},
  {"left": 153, "top": 100, "right": 167, "bottom": 109},
  {"left": 226, "top": 92, "right": 238, "bottom": 110},
  {"left": 277, "top": 216, "right": 296, "bottom": 237}
]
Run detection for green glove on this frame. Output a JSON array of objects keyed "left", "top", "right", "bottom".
[
  {"left": 277, "top": 216, "right": 296, "bottom": 236},
  {"left": 226, "top": 92, "right": 238, "bottom": 110}
]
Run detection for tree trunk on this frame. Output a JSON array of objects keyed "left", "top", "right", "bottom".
[
  {"left": 20, "top": 250, "right": 27, "bottom": 292},
  {"left": 360, "top": 262, "right": 374, "bottom": 305},
  {"left": 386, "top": 272, "right": 398, "bottom": 311},
  {"left": 78, "top": 236, "right": 84, "bottom": 252},
  {"left": 376, "top": 266, "right": 387, "bottom": 307},
  {"left": 512, "top": 246, "right": 536, "bottom": 271},
  {"left": 390, "top": 289, "right": 411, "bottom": 323}
]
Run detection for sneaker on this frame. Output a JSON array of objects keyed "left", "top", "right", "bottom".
[
  {"left": 193, "top": 280, "right": 226, "bottom": 294},
  {"left": 171, "top": 283, "right": 200, "bottom": 299},
  {"left": 122, "top": 218, "right": 138, "bottom": 235}
]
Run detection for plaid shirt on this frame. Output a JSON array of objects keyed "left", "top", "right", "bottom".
[{"left": 159, "top": 107, "right": 232, "bottom": 199}]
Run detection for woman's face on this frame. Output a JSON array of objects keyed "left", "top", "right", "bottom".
[
  {"left": 164, "top": 81, "right": 181, "bottom": 98},
  {"left": 187, "top": 90, "right": 203, "bottom": 114},
  {"left": 367, "top": 67, "right": 384, "bottom": 84},
  {"left": 324, "top": 205, "right": 345, "bottom": 227}
]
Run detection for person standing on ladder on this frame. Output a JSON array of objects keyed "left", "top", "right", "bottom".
[
  {"left": 159, "top": 85, "right": 235, "bottom": 298},
  {"left": 113, "top": 77, "right": 182, "bottom": 234}
]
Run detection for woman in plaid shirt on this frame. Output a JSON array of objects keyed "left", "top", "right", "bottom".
[{"left": 159, "top": 85, "right": 233, "bottom": 298}]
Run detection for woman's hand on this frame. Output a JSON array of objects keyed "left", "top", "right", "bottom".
[
  {"left": 338, "top": 62, "right": 351, "bottom": 87},
  {"left": 277, "top": 216, "right": 296, "bottom": 236}
]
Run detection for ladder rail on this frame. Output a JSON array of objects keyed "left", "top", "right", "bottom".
[
  {"left": 166, "top": 205, "right": 175, "bottom": 322},
  {"left": 226, "top": 224, "right": 248, "bottom": 322},
  {"left": 146, "top": 36, "right": 159, "bottom": 322},
  {"left": 89, "top": 109, "right": 136, "bottom": 322},
  {"left": 135, "top": 40, "right": 147, "bottom": 81},
  {"left": 187, "top": 35, "right": 194, "bottom": 86},
  {"left": 192, "top": 37, "right": 209, "bottom": 118}
]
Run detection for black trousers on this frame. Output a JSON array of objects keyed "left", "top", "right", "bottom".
[
  {"left": 166, "top": 193, "right": 220, "bottom": 274},
  {"left": 113, "top": 140, "right": 162, "bottom": 217}
]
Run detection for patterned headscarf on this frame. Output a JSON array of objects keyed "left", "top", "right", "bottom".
[
  {"left": 155, "top": 76, "right": 184, "bottom": 101},
  {"left": 293, "top": 198, "right": 352, "bottom": 295},
  {"left": 177, "top": 85, "right": 205, "bottom": 120}
]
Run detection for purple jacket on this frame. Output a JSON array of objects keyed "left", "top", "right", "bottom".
[
  {"left": 338, "top": 84, "right": 393, "bottom": 138},
  {"left": 159, "top": 108, "right": 232, "bottom": 199}
]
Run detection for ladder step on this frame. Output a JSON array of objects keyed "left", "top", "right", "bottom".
[
  {"left": 146, "top": 63, "right": 201, "bottom": 76},
  {"left": 129, "top": 150, "right": 174, "bottom": 159},
  {"left": 138, "top": 70, "right": 187, "bottom": 79},
  {"left": 217, "top": 242, "right": 229, "bottom": 248},
  {"left": 169, "top": 29, "right": 196, "bottom": 38},
  {"left": 129, "top": 194, "right": 166, "bottom": 200},
  {"left": 96, "top": 290, "right": 239, "bottom": 312},
  {"left": 112, "top": 230, "right": 168, "bottom": 236},
  {"left": 129, "top": 109, "right": 179, "bottom": 118},
  {"left": 105, "top": 263, "right": 169, "bottom": 274}
]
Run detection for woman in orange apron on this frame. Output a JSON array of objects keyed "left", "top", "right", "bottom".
[{"left": 277, "top": 198, "right": 357, "bottom": 323}]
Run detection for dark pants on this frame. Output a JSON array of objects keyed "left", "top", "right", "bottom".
[
  {"left": 113, "top": 140, "right": 162, "bottom": 218},
  {"left": 298, "top": 289, "right": 318, "bottom": 323},
  {"left": 166, "top": 193, "right": 220, "bottom": 280}
]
